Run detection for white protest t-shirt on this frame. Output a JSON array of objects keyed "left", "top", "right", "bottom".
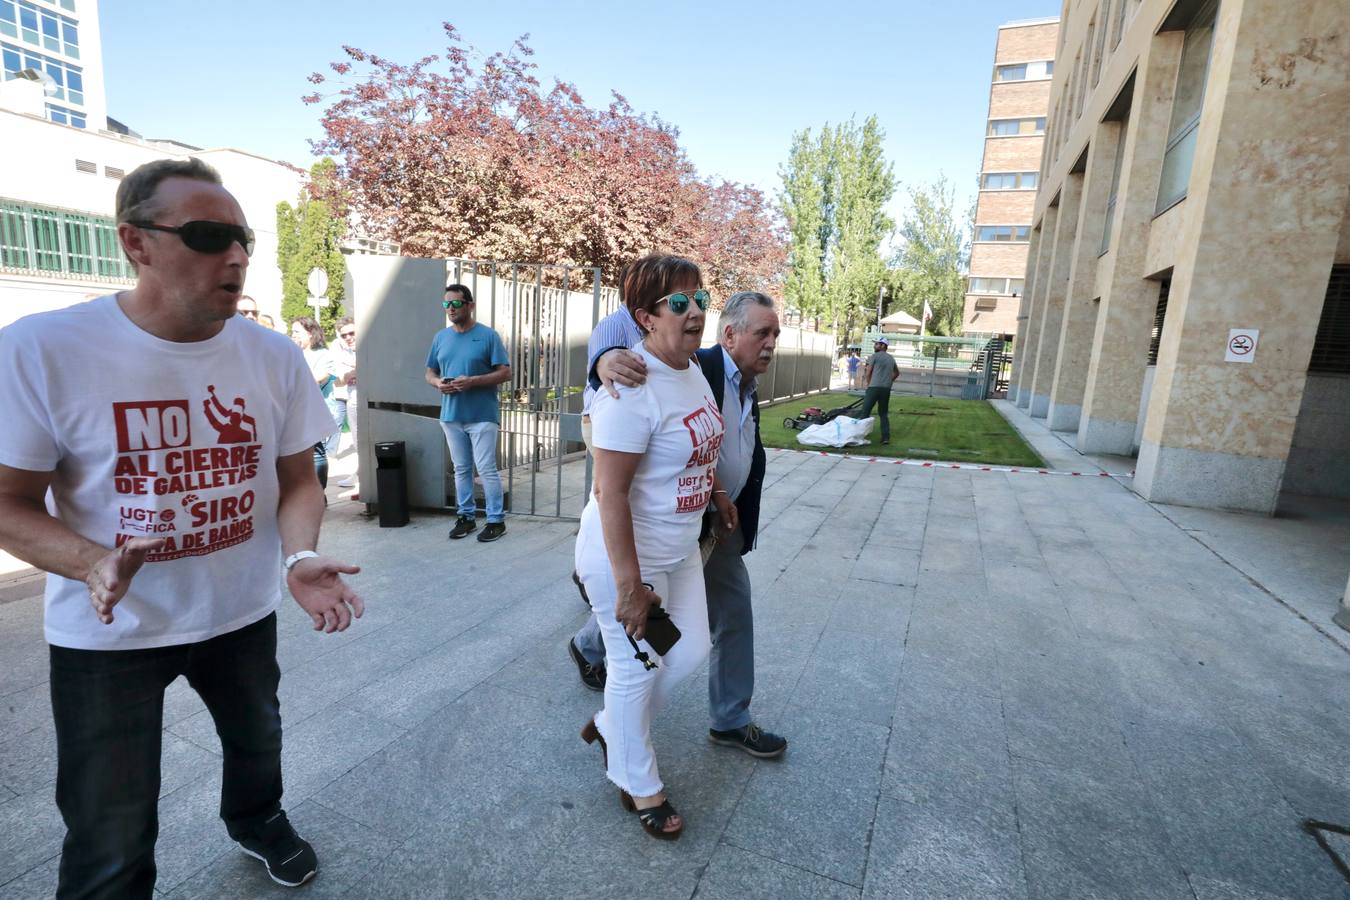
[
  {"left": 580, "top": 342, "right": 724, "bottom": 568},
  {"left": 0, "top": 296, "right": 337, "bottom": 650}
]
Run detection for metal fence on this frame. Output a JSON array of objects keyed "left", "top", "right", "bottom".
[
  {"left": 443, "top": 258, "right": 835, "bottom": 519},
  {"left": 859, "top": 331, "right": 1006, "bottom": 400}
]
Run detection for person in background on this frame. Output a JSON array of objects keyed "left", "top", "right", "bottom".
[
  {"left": 236, "top": 295, "right": 259, "bottom": 322},
  {"left": 258, "top": 313, "right": 276, "bottom": 330},
  {"left": 858, "top": 337, "right": 898, "bottom": 444},
  {"left": 424, "top": 284, "right": 512, "bottom": 543},
  {"left": 290, "top": 317, "right": 339, "bottom": 487},
  {"left": 333, "top": 317, "right": 359, "bottom": 489}
]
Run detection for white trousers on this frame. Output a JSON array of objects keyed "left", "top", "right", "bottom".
[{"left": 575, "top": 536, "right": 710, "bottom": 797}]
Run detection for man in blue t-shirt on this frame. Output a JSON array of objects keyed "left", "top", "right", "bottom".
[{"left": 424, "top": 284, "right": 513, "bottom": 542}]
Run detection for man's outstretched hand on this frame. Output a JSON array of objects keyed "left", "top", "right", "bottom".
[
  {"left": 596, "top": 348, "right": 648, "bottom": 399},
  {"left": 288, "top": 556, "right": 364, "bottom": 633},
  {"left": 87, "top": 537, "right": 166, "bottom": 624}
]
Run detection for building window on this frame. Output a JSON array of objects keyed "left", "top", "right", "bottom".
[
  {"left": 0, "top": 200, "right": 135, "bottom": 279},
  {"left": 1093, "top": 1, "right": 1111, "bottom": 85},
  {"left": 974, "top": 298, "right": 999, "bottom": 311},
  {"left": 1147, "top": 279, "right": 1170, "bottom": 365},
  {"left": 976, "top": 225, "right": 1030, "bottom": 242},
  {"left": 981, "top": 171, "right": 1039, "bottom": 190},
  {"left": 988, "top": 117, "right": 1046, "bottom": 137},
  {"left": 969, "top": 277, "right": 1025, "bottom": 294},
  {"left": 995, "top": 60, "right": 1053, "bottom": 82},
  {"left": 1309, "top": 265, "right": 1350, "bottom": 374},
  {"left": 3, "top": 40, "right": 83, "bottom": 103},
  {"left": 0, "top": 2, "right": 77, "bottom": 56},
  {"left": 45, "top": 102, "right": 84, "bottom": 127},
  {"left": 1111, "top": 0, "right": 1130, "bottom": 49},
  {"left": 1101, "top": 112, "right": 1130, "bottom": 254},
  {"left": 1156, "top": 0, "right": 1219, "bottom": 214}
]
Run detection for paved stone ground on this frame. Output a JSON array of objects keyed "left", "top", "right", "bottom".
[{"left": 2, "top": 412, "right": 1349, "bottom": 899}]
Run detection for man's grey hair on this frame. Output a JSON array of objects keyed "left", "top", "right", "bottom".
[
  {"left": 115, "top": 157, "right": 222, "bottom": 225},
  {"left": 720, "top": 291, "right": 776, "bottom": 335}
]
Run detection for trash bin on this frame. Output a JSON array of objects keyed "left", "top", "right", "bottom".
[{"left": 374, "top": 441, "right": 409, "bottom": 527}]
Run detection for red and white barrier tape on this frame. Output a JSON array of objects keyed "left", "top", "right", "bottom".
[{"left": 769, "top": 447, "right": 1134, "bottom": 478}]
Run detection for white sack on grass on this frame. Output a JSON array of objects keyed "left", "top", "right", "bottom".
[{"left": 796, "top": 415, "right": 875, "bottom": 448}]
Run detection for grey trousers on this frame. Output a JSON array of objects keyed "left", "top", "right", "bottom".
[{"left": 573, "top": 527, "right": 755, "bottom": 732}]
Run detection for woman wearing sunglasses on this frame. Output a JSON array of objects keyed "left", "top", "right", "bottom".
[{"left": 574, "top": 254, "right": 736, "bottom": 840}]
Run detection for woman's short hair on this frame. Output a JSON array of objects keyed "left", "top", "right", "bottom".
[
  {"left": 293, "top": 316, "right": 325, "bottom": 349},
  {"left": 621, "top": 254, "right": 702, "bottom": 324}
]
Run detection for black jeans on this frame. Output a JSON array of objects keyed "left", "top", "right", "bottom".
[
  {"left": 858, "top": 385, "right": 892, "bottom": 441},
  {"left": 49, "top": 612, "right": 284, "bottom": 900}
]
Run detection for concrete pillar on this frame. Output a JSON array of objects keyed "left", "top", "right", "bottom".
[
  {"left": 1076, "top": 33, "right": 1187, "bottom": 455},
  {"left": 1047, "top": 124, "right": 1122, "bottom": 432},
  {"left": 1134, "top": 0, "right": 1350, "bottom": 513},
  {"left": 1016, "top": 212, "right": 1055, "bottom": 408},
  {"left": 1335, "top": 571, "right": 1350, "bottom": 635},
  {"left": 1010, "top": 226, "right": 1046, "bottom": 405},
  {"left": 1026, "top": 174, "right": 1082, "bottom": 419}
]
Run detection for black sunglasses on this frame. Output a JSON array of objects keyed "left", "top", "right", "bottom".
[
  {"left": 131, "top": 221, "right": 255, "bottom": 257},
  {"left": 656, "top": 290, "right": 710, "bottom": 315}
]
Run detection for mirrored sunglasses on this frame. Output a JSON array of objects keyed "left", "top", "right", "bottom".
[
  {"left": 131, "top": 220, "right": 255, "bottom": 256},
  {"left": 443, "top": 298, "right": 468, "bottom": 309},
  {"left": 656, "top": 290, "right": 710, "bottom": 315}
]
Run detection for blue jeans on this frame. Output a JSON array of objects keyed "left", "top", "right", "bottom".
[
  {"left": 49, "top": 613, "right": 283, "bottom": 899},
  {"left": 440, "top": 420, "right": 504, "bottom": 523},
  {"left": 323, "top": 396, "right": 345, "bottom": 456},
  {"left": 573, "top": 527, "right": 755, "bottom": 732}
]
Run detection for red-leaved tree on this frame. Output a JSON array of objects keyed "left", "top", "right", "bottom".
[{"left": 304, "top": 24, "right": 785, "bottom": 302}]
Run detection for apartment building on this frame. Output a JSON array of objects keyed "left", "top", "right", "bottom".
[
  {"left": 964, "top": 17, "right": 1059, "bottom": 338},
  {"left": 1010, "top": 0, "right": 1348, "bottom": 517}
]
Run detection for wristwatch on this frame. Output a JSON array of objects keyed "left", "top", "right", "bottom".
[{"left": 283, "top": 550, "right": 319, "bottom": 573}]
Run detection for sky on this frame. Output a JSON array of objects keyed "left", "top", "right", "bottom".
[{"left": 101, "top": 0, "right": 1060, "bottom": 234}]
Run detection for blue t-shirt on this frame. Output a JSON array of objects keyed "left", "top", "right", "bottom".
[{"left": 425, "top": 323, "right": 510, "bottom": 424}]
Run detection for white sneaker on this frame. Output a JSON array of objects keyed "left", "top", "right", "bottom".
[{"left": 337, "top": 478, "right": 355, "bottom": 488}]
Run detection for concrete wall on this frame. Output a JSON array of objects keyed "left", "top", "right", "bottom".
[{"left": 1284, "top": 374, "right": 1350, "bottom": 498}]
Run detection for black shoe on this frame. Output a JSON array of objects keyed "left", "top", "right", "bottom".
[
  {"left": 237, "top": 811, "right": 317, "bottom": 888},
  {"left": 568, "top": 638, "right": 606, "bottom": 692},
  {"left": 477, "top": 521, "right": 507, "bottom": 543},
  {"left": 448, "top": 515, "right": 476, "bottom": 540},
  {"left": 709, "top": 723, "right": 787, "bottom": 759}
]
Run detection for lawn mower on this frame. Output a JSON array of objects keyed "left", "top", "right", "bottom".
[{"left": 782, "top": 397, "right": 865, "bottom": 430}]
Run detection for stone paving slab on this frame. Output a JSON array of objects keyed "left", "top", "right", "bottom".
[{"left": 1, "top": 420, "right": 1349, "bottom": 898}]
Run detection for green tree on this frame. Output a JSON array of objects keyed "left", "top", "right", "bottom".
[
  {"left": 892, "top": 175, "right": 969, "bottom": 336},
  {"left": 276, "top": 158, "right": 347, "bottom": 336},
  {"left": 778, "top": 117, "right": 895, "bottom": 342}
]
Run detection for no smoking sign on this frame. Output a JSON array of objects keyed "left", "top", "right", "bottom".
[{"left": 1225, "top": 328, "right": 1259, "bottom": 364}]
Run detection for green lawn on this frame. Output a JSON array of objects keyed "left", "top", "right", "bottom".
[{"left": 760, "top": 392, "right": 1045, "bottom": 467}]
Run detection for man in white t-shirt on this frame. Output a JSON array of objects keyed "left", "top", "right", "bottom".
[{"left": 0, "top": 158, "right": 362, "bottom": 897}]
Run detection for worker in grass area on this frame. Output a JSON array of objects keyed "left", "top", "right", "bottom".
[{"left": 858, "top": 337, "right": 898, "bottom": 444}]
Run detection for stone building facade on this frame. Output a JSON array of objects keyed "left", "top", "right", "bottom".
[
  {"left": 1010, "top": 0, "right": 1349, "bottom": 516},
  {"left": 964, "top": 18, "right": 1060, "bottom": 338}
]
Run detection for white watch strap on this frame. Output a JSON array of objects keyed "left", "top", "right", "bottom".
[{"left": 284, "top": 550, "right": 319, "bottom": 572}]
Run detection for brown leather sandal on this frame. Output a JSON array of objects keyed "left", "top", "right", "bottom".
[
  {"left": 620, "top": 791, "right": 683, "bottom": 840},
  {"left": 581, "top": 719, "right": 607, "bottom": 768}
]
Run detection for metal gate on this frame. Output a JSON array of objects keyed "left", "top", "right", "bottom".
[{"left": 447, "top": 259, "right": 620, "bottom": 520}]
